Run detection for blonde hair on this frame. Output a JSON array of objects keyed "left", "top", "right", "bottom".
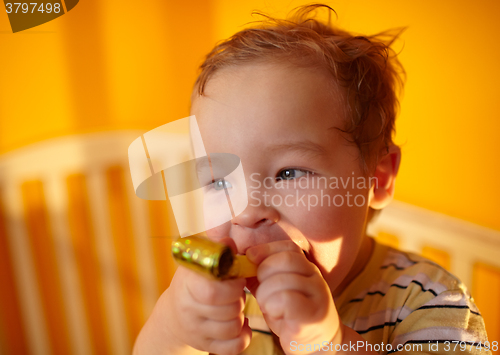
[{"left": 192, "top": 3, "right": 406, "bottom": 175}]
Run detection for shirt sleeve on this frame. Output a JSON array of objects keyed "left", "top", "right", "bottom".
[{"left": 387, "top": 288, "right": 492, "bottom": 355}]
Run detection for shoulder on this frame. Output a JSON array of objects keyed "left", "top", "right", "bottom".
[
  {"left": 338, "top": 244, "right": 489, "bottom": 354},
  {"left": 339, "top": 244, "right": 465, "bottom": 312},
  {"left": 377, "top": 246, "right": 464, "bottom": 299}
]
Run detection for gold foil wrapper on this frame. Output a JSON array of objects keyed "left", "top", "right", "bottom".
[{"left": 171, "top": 236, "right": 257, "bottom": 280}]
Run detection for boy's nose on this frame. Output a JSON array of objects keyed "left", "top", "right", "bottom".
[
  {"left": 229, "top": 203, "right": 280, "bottom": 254},
  {"left": 231, "top": 203, "right": 279, "bottom": 229}
]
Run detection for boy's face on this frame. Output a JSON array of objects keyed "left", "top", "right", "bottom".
[{"left": 190, "top": 62, "right": 374, "bottom": 295}]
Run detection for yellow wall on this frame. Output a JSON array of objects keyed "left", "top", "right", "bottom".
[
  {"left": 0, "top": 0, "right": 215, "bottom": 151},
  {"left": 1, "top": 0, "right": 498, "bottom": 231}
]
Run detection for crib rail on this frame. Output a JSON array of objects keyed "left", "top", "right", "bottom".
[{"left": 0, "top": 132, "right": 498, "bottom": 354}]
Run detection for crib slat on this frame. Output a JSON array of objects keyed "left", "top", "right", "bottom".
[
  {"left": 473, "top": 263, "right": 500, "bottom": 354},
  {"left": 148, "top": 200, "right": 178, "bottom": 295},
  {"left": 105, "top": 166, "right": 145, "bottom": 349},
  {"left": 21, "top": 180, "right": 72, "bottom": 354},
  {"left": 67, "top": 174, "right": 113, "bottom": 354},
  {"left": 0, "top": 188, "right": 30, "bottom": 354},
  {"left": 86, "top": 169, "right": 129, "bottom": 355}
]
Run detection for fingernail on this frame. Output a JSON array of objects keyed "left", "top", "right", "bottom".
[{"left": 246, "top": 247, "right": 257, "bottom": 261}]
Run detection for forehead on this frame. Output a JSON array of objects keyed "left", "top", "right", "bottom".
[{"left": 190, "top": 62, "right": 347, "bottom": 155}]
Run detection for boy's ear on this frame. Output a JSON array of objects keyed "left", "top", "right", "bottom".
[{"left": 368, "top": 145, "right": 401, "bottom": 210}]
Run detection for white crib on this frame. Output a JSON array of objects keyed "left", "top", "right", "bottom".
[{"left": 0, "top": 131, "right": 498, "bottom": 355}]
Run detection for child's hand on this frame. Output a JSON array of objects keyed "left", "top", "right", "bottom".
[
  {"left": 246, "top": 240, "right": 342, "bottom": 355},
  {"left": 134, "top": 264, "right": 252, "bottom": 355}
]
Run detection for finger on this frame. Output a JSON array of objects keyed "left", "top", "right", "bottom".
[
  {"left": 256, "top": 273, "right": 316, "bottom": 307},
  {"left": 257, "top": 251, "right": 317, "bottom": 282},
  {"left": 246, "top": 240, "right": 303, "bottom": 264},
  {"left": 186, "top": 272, "right": 246, "bottom": 305},
  {"left": 203, "top": 313, "right": 246, "bottom": 340},
  {"left": 262, "top": 289, "right": 314, "bottom": 322},
  {"left": 197, "top": 298, "right": 245, "bottom": 321},
  {"left": 206, "top": 318, "right": 252, "bottom": 355}
]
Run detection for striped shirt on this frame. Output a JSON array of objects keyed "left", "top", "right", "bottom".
[{"left": 241, "top": 238, "right": 491, "bottom": 354}]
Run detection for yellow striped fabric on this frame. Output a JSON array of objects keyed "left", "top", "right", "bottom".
[{"left": 242, "top": 238, "right": 492, "bottom": 355}]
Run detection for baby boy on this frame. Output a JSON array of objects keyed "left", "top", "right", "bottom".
[{"left": 133, "top": 4, "right": 490, "bottom": 355}]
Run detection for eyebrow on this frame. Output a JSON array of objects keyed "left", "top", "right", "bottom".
[{"left": 267, "top": 140, "right": 328, "bottom": 158}]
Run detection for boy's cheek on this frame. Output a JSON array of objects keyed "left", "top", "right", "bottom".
[
  {"left": 287, "top": 195, "right": 367, "bottom": 237},
  {"left": 303, "top": 238, "right": 341, "bottom": 272}
]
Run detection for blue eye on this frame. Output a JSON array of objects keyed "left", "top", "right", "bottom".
[
  {"left": 212, "top": 179, "right": 232, "bottom": 190},
  {"left": 277, "top": 169, "right": 311, "bottom": 181}
]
